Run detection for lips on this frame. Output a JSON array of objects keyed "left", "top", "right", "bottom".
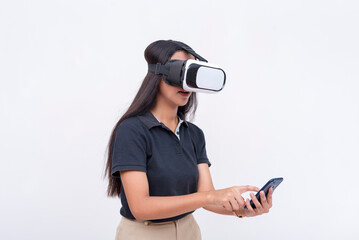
[{"left": 178, "top": 91, "right": 190, "bottom": 96}]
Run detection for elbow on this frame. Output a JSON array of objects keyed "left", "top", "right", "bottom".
[
  {"left": 133, "top": 214, "right": 146, "bottom": 222},
  {"left": 130, "top": 204, "right": 149, "bottom": 221},
  {"left": 128, "top": 196, "right": 152, "bottom": 221}
]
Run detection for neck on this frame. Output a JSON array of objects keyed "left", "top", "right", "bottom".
[{"left": 150, "top": 97, "right": 178, "bottom": 125}]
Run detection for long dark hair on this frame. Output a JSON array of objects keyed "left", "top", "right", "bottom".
[{"left": 104, "top": 40, "right": 199, "bottom": 198}]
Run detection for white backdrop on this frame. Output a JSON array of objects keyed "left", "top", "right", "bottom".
[{"left": 1, "top": 0, "right": 358, "bottom": 239}]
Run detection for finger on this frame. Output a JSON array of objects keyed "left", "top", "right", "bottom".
[
  {"left": 260, "top": 191, "right": 270, "bottom": 212},
  {"left": 244, "top": 198, "right": 256, "bottom": 216},
  {"left": 223, "top": 202, "right": 232, "bottom": 212},
  {"left": 260, "top": 191, "right": 268, "bottom": 207},
  {"left": 267, "top": 187, "right": 274, "bottom": 206},
  {"left": 250, "top": 192, "right": 263, "bottom": 211},
  {"left": 229, "top": 198, "right": 240, "bottom": 211},
  {"left": 238, "top": 185, "right": 260, "bottom": 194},
  {"left": 234, "top": 195, "right": 246, "bottom": 208}
]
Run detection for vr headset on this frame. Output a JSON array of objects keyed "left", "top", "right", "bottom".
[{"left": 148, "top": 42, "right": 226, "bottom": 93}]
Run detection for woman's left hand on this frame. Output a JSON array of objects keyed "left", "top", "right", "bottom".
[{"left": 234, "top": 187, "right": 274, "bottom": 218}]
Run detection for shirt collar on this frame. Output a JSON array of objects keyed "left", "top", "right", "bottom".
[{"left": 138, "top": 110, "right": 188, "bottom": 129}]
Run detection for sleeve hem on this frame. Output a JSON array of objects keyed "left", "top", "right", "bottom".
[
  {"left": 111, "top": 165, "right": 147, "bottom": 177},
  {"left": 197, "top": 158, "right": 211, "bottom": 167}
]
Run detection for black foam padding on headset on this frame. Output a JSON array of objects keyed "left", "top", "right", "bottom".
[{"left": 164, "top": 60, "right": 185, "bottom": 86}]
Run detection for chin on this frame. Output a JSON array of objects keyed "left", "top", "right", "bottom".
[{"left": 176, "top": 100, "right": 189, "bottom": 107}]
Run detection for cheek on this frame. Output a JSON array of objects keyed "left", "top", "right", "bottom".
[{"left": 160, "top": 81, "right": 179, "bottom": 98}]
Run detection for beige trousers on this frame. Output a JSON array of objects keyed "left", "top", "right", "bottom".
[{"left": 115, "top": 213, "right": 202, "bottom": 240}]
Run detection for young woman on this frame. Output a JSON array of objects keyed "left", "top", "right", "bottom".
[{"left": 105, "top": 40, "right": 274, "bottom": 240}]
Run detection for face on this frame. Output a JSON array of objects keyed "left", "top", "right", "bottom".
[{"left": 157, "top": 50, "right": 196, "bottom": 107}]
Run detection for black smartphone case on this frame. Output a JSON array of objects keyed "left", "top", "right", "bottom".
[{"left": 245, "top": 177, "right": 283, "bottom": 209}]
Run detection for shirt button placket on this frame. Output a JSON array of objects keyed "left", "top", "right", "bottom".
[{"left": 174, "top": 137, "right": 182, "bottom": 154}]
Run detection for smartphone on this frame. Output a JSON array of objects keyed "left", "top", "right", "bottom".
[{"left": 244, "top": 177, "right": 283, "bottom": 209}]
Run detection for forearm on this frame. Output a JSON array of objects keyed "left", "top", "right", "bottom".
[
  {"left": 134, "top": 191, "right": 211, "bottom": 221},
  {"left": 203, "top": 205, "right": 235, "bottom": 216}
]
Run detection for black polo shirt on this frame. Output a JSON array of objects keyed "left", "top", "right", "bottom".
[{"left": 111, "top": 110, "right": 211, "bottom": 223}]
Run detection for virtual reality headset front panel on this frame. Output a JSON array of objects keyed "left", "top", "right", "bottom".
[
  {"left": 148, "top": 59, "right": 226, "bottom": 94},
  {"left": 182, "top": 60, "right": 226, "bottom": 93}
]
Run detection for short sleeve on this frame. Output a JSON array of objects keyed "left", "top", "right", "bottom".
[
  {"left": 111, "top": 121, "right": 147, "bottom": 177},
  {"left": 193, "top": 126, "right": 212, "bottom": 167}
]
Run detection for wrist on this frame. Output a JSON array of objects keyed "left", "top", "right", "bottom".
[{"left": 205, "top": 191, "right": 214, "bottom": 205}]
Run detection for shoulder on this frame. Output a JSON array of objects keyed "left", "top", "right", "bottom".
[
  {"left": 115, "top": 116, "right": 146, "bottom": 136},
  {"left": 187, "top": 121, "right": 206, "bottom": 140},
  {"left": 187, "top": 121, "right": 203, "bottom": 132},
  {"left": 119, "top": 116, "right": 143, "bottom": 128}
]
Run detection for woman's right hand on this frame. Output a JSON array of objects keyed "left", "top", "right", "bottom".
[{"left": 207, "top": 186, "right": 260, "bottom": 212}]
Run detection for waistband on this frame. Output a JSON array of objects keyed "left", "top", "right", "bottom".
[{"left": 123, "top": 213, "right": 193, "bottom": 226}]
